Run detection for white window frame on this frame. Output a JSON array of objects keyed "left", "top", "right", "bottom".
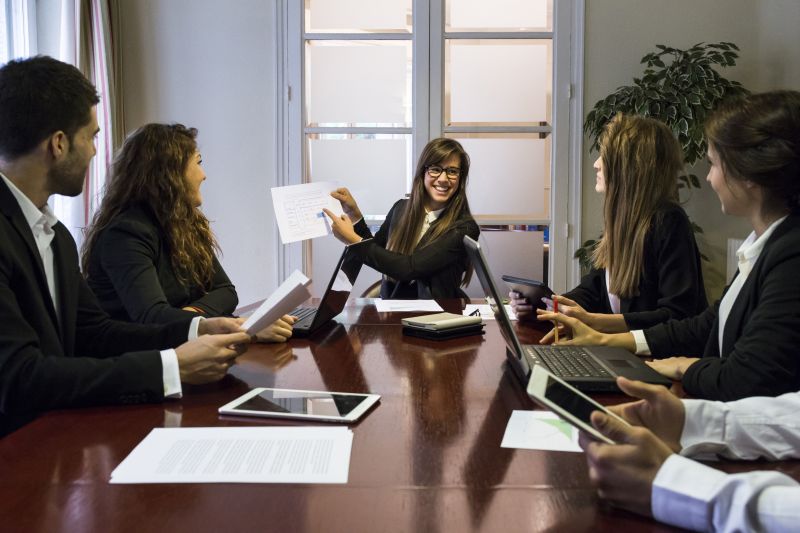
[{"left": 275, "top": 0, "right": 584, "bottom": 292}]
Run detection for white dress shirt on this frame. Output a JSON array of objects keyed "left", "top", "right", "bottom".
[
  {"left": 416, "top": 207, "right": 444, "bottom": 245},
  {"left": 631, "top": 216, "right": 787, "bottom": 356},
  {"left": 0, "top": 173, "right": 198, "bottom": 398},
  {"left": 651, "top": 392, "right": 800, "bottom": 532},
  {"left": 604, "top": 269, "right": 621, "bottom": 314}
]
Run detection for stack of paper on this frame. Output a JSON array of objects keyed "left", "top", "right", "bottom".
[
  {"left": 242, "top": 270, "right": 311, "bottom": 335},
  {"left": 110, "top": 426, "right": 354, "bottom": 484},
  {"left": 374, "top": 299, "right": 444, "bottom": 313}
]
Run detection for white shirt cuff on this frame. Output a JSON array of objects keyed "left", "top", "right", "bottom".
[
  {"left": 680, "top": 399, "right": 726, "bottom": 457},
  {"left": 189, "top": 316, "right": 203, "bottom": 340},
  {"left": 652, "top": 454, "right": 727, "bottom": 531},
  {"left": 631, "top": 329, "right": 651, "bottom": 355},
  {"left": 160, "top": 349, "right": 183, "bottom": 398}
]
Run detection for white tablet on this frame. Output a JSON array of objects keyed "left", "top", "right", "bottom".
[
  {"left": 219, "top": 388, "right": 380, "bottom": 423},
  {"left": 526, "top": 365, "right": 629, "bottom": 444}
]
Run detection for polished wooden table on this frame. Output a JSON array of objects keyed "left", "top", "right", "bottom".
[{"left": 1, "top": 299, "right": 798, "bottom": 532}]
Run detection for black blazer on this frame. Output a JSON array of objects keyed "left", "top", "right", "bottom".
[
  {"left": 86, "top": 206, "right": 238, "bottom": 324},
  {"left": 565, "top": 205, "right": 707, "bottom": 330},
  {"left": 0, "top": 180, "right": 191, "bottom": 436},
  {"left": 351, "top": 199, "right": 480, "bottom": 299},
  {"left": 644, "top": 214, "right": 800, "bottom": 401}
]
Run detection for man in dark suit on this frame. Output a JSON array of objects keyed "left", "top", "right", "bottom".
[{"left": 0, "top": 56, "right": 251, "bottom": 436}]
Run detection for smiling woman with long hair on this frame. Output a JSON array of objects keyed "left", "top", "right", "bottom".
[
  {"left": 323, "top": 137, "right": 479, "bottom": 299},
  {"left": 82, "top": 123, "right": 292, "bottom": 342}
]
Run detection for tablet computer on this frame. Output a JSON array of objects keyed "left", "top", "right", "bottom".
[
  {"left": 219, "top": 388, "right": 380, "bottom": 423},
  {"left": 502, "top": 275, "right": 554, "bottom": 304},
  {"left": 526, "top": 365, "right": 629, "bottom": 444}
]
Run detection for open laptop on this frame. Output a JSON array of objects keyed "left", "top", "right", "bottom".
[
  {"left": 290, "top": 246, "right": 362, "bottom": 337},
  {"left": 463, "top": 236, "right": 672, "bottom": 392}
]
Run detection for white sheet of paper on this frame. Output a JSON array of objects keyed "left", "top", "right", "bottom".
[
  {"left": 374, "top": 299, "right": 444, "bottom": 313},
  {"left": 463, "top": 304, "right": 517, "bottom": 320},
  {"left": 242, "top": 270, "right": 311, "bottom": 334},
  {"left": 110, "top": 426, "right": 353, "bottom": 484},
  {"left": 500, "top": 410, "right": 582, "bottom": 453},
  {"left": 271, "top": 181, "right": 344, "bottom": 244}
]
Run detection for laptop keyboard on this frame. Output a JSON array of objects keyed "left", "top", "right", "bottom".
[
  {"left": 290, "top": 306, "right": 317, "bottom": 328},
  {"left": 527, "top": 345, "right": 612, "bottom": 378}
]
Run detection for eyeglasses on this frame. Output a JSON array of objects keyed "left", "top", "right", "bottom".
[{"left": 426, "top": 165, "right": 461, "bottom": 180}]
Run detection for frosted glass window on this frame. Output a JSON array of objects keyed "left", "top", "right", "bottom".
[
  {"left": 454, "top": 135, "right": 550, "bottom": 219},
  {"left": 462, "top": 230, "right": 545, "bottom": 298},
  {"left": 306, "top": 41, "right": 412, "bottom": 126},
  {"left": 306, "top": 0, "right": 412, "bottom": 33},
  {"left": 446, "top": 0, "right": 552, "bottom": 32},
  {"left": 308, "top": 136, "right": 411, "bottom": 216},
  {"left": 446, "top": 40, "right": 552, "bottom": 126}
]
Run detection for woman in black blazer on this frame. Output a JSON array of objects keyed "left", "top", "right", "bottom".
[
  {"left": 514, "top": 114, "right": 707, "bottom": 335},
  {"left": 82, "top": 124, "right": 293, "bottom": 342},
  {"left": 323, "top": 138, "right": 479, "bottom": 299},
  {"left": 540, "top": 91, "right": 800, "bottom": 401}
]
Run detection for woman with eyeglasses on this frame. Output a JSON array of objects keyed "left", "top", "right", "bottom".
[
  {"left": 513, "top": 113, "right": 707, "bottom": 337},
  {"left": 82, "top": 123, "right": 294, "bottom": 342},
  {"left": 323, "top": 137, "right": 479, "bottom": 299}
]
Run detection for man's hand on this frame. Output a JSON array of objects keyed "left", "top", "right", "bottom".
[
  {"left": 256, "top": 315, "right": 296, "bottom": 343},
  {"left": 646, "top": 357, "right": 699, "bottom": 381},
  {"left": 579, "top": 411, "right": 674, "bottom": 517},
  {"left": 607, "top": 377, "right": 685, "bottom": 453},
  {"left": 330, "top": 187, "right": 363, "bottom": 220},
  {"left": 175, "top": 332, "right": 251, "bottom": 385},
  {"left": 198, "top": 316, "right": 245, "bottom": 335}
]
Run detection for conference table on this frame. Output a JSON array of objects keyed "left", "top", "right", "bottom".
[{"left": 1, "top": 299, "right": 798, "bottom": 532}]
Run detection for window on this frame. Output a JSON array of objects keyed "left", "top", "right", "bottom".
[{"left": 280, "top": 0, "right": 583, "bottom": 295}]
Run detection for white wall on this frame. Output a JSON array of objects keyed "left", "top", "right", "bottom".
[
  {"left": 118, "top": 0, "right": 278, "bottom": 306},
  {"left": 582, "top": 0, "right": 800, "bottom": 301}
]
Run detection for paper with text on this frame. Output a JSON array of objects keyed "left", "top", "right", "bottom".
[
  {"left": 374, "top": 299, "right": 444, "bottom": 313},
  {"left": 242, "top": 270, "right": 311, "bottom": 334},
  {"left": 272, "top": 181, "right": 344, "bottom": 244},
  {"left": 501, "top": 410, "right": 582, "bottom": 453},
  {"left": 110, "top": 426, "right": 353, "bottom": 484},
  {"left": 463, "top": 304, "right": 517, "bottom": 321}
]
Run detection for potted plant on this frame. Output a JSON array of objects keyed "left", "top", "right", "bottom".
[{"left": 576, "top": 41, "right": 748, "bottom": 268}]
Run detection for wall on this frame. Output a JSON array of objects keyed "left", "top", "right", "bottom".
[
  {"left": 118, "top": 0, "right": 278, "bottom": 306},
  {"left": 582, "top": 0, "right": 800, "bottom": 301}
]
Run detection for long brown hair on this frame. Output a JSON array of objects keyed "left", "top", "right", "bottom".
[
  {"left": 592, "top": 114, "right": 682, "bottom": 298},
  {"left": 82, "top": 123, "right": 220, "bottom": 290},
  {"left": 387, "top": 137, "right": 474, "bottom": 285},
  {"left": 705, "top": 90, "right": 800, "bottom": 214}
]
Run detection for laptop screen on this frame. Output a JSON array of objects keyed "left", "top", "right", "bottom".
[
  {"left": 462, "top": 236, "right": 530, "bottom": 375},
  {"left": 313, "top": 245, "right": 363, "bottom": 327}
]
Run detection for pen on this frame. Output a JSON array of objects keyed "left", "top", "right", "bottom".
[
  {"left": 553, "top": 296, "right": 559, "bottom": 343},
  {"left": 469, "top": 308, "right": 481, "bottom": 317}
]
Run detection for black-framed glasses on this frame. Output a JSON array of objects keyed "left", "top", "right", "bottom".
[{"left": 426, "top": 165, "right": 461, "bottom": 180}]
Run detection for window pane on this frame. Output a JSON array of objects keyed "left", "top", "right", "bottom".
[
  {"left": 445, "top": 39, "right": 552, "bottom": 126},
  {"left": 446, "top": 0, "right": 552, "bottom": 32},
  {"left": 307, "top": 135, "right": 411, "bottom": 217},
  {"left": 306, "top": 41, "right": 412, "bottom": 126},
  {"left": 0, "top": 7, "right": 8, "bottom": 62},
  {"left": 306, "top": 0, "right": 412, "bottom": 34},
  {"left": 452, "top": 134, "right": 550, "bottom": 220}
]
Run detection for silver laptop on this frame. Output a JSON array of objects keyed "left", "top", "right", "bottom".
[{"left": 463, "top": 236, "right": 672, "bottom": 392}]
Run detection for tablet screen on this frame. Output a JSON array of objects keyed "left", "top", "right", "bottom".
[
  {"left": 542, "top": 373, "right": 603, "bottom": 426},
  {"left": 234, "top": 389, "right": 368, "bottom": 417}
]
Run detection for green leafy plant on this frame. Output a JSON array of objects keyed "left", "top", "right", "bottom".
[{"left": 577, "top": 42, "right": 749, "bottom": 269}]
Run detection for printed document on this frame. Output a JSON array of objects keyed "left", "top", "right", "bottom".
[
  {"left": 242, "top": 270, "right": 311, "bottom": 335},
  {"left": 374, "top": 299, "right": 444, "bottom": 313},
  {"left": 463, "top": 304, "right": 517, "bottom": 320},
  {"left": 110, "top": 426, "right": 354, "bottom": 484},
  {"left": 272, "top": 181, "right": 344, "bottom": 244},
  {"left": 500, "top": 410, "right": 581, "bottom": 453}
]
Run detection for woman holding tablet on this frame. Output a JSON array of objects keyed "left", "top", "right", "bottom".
[
  {"left": 324, "top": 137, "right": 479, "bottom": 299},
  {"left": 540, "top": 91, "right": 800, "bottom": 401},
  {"left": 82, "top": 123, "right": 293, "bottom": 342},
  {"left": 513, "top": 114, "right": 707, "bottom": 335}
]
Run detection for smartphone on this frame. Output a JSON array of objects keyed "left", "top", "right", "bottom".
[
  {"left": 502, "top": 274, "right": 555, "bottom": 304},
  {"left": 526, "top": 365, "right": 629, "bottom": 444},
  {"left": 219, "top": 388, "right": 380, "bottom": 423}
]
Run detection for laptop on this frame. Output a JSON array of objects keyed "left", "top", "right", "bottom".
[
  {"left": 463, "top": 236, "right": 672, "bottom": 392},
  {"left": 290, "top": 246, "right": 363, "bottom": 337}
]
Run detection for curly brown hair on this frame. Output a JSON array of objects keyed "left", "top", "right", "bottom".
[{"left": 82, "top": 123, "right": 220, "bottom": 290}]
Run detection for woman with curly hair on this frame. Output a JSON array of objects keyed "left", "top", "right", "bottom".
[{"left": 82, "top": 123, "right": 293, "bottom": 342}]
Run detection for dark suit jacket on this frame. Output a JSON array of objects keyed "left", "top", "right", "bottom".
[
  {"left": 644, "top": 214, "right": 800, "bottom": 401},
  {"left": 86, "top": 205, "right": 238, "bottom": 324},
  {"left": 0, "top": 180, "right": 191, "bottom": 436},
  {"left": 352, "top": 199, "right": 480, "bottom": 299},
  {"left": 565, "top": 204, "right": 707, "bottom": 330}
]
